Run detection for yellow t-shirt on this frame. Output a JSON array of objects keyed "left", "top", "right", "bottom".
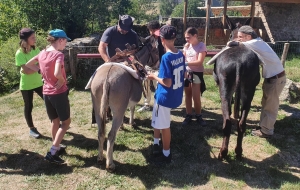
[{"left": 15, "top": 48, "right": 43, "bottom": 90}]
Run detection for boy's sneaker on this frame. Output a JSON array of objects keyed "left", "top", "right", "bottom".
[
  {"left": 56, "top": 144, "right": 67, "bottom": 156},
  {"left": 44, "top": 152, "right": 65, "bottom": 164},
  {"left": 151, "top": 153, "right": 172, "bottom": 165},
  {"left": 29, "top": 127, "right": 41, "bottom": 138},
  {"left": 137, "top": 105, "right": 151, "bottom": 112},
  {"left": 152, "top": 144, "right": 161, "bottom": 156},
  {"left": 196, "top": 114, "right": 207, "bottom": 127},
  {"left": 182, "top": 114, "right": 193, "bottom": 126}
]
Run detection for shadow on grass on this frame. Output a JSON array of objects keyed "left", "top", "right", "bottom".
[{"left": 0, "top": 149, "right": 73, "bottom": 175}]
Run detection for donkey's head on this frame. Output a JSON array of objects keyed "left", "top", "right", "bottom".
[
  {"left": 134, "top": 35, "right": 159, "bottom": 68},
  {"left": 226, "top": 15, "right": 252, "bottom": 41}
]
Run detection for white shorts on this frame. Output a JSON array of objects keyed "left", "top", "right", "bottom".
[{"left": 151, "top": 101, "right": 171, "bottom": 129}]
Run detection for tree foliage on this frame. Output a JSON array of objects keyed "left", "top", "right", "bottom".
[
  {"left": 218, "top": 0, "right": 251, "bottom": 16},
  {"left": 159, "top": 0, "right": 179, "bottom": 17},
  {"left": 14, "top": 0, "right": 111, "bottom": 39},
  {"left": 171, "top": 0, "right": 206, "bottom": 17},
  {"left": 128, "top": 0, "right": 158, "bottom": 24},
  {"left": 0, "top": 0, "right": 29, "bottom": 43}
]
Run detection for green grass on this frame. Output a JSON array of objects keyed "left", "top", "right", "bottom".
[{"left": 0, "top": 57, "right": 299, "bottom": 189}]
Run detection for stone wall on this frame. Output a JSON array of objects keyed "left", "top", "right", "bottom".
[{"left": 255, "top": 3, "right": 300, "bottom": 42}]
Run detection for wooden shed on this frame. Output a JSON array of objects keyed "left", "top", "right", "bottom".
[{"left": 196, "top": 0, "right": 300, "bottom": 43}]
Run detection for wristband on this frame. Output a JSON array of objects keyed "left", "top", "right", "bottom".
[{"left": 185, "top": 62, "right": 188, "bottom": 66}]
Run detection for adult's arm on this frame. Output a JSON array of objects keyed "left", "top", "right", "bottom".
[{"left": 98, "top": 41, "right": 110, "bottom": 62}]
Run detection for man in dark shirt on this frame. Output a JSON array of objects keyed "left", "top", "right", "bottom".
[{"left": 98, "top": 15, "right": 139, "bottom": 62}]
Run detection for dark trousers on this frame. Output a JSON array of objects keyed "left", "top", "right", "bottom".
[{"left": 21, "top": 86, "right": 43, "bottom": 128}]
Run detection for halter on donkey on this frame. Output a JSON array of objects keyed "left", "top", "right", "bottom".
[
  {"left": 87, "top": 36, "right": 159, "bottom": 172},
  {"left": 207, "top": 16, "right": 260, "bottom": 160}
]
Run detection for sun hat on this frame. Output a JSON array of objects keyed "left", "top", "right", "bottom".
[
  {"left": 160, "top": 25, "right": 177, "bottom": 40},
  {"left": 118, "top": 15, "right": 134, "bottom": 31},
  {"left": 49, "top": 29, "right": 71, "bottom": 41},
  {"left": 19, "top": 28, "right": 35, "bottom": 40}
]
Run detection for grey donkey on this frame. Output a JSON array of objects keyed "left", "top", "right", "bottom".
[{"left": 90, "top": 36, "right": 159, "bottom": 171}]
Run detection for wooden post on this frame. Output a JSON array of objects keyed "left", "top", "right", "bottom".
[
  {"left": 69, "top": 48, "right": 77, "bottom": 81},
  {"left": 250, "top": 1, "right": 255, "bottom": 27},
  {"left": 183, "top": 0, "right": 188, "bottom": 33},
  {"left": 205, "top": 0, "right": 212, "bottom": 45},
  {"left": 281, "top": 43, "right": 290, "bottom": 68},
  {"left": 222, "top": 0, "right": 228, "bottom": 26}
]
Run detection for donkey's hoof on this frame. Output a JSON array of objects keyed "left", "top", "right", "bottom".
[
  {"left": 130, "top": 122, "right": 137, "bottom": 127},
  {"left": 235, "top": 154, "right": 243, "bottom": 160},
  {"left": 106, "top": 163, "right": 115, "bottom": 172},
  {"left": 218, "top": 148, "right": 228, "bottom": 160},
  {"left": 218, "top": 153, "right": 224, "bottom": 161},
  {"left": 97, "top": 158, "right": 105, "bottom": 165}
]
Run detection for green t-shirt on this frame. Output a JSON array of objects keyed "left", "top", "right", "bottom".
[{"left": 15, "top": 48, "right": 43, "bottom": 90}]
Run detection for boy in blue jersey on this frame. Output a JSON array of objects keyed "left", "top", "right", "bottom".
[{"left": 147, "top": 25, "right": 185, "bottom": 164}]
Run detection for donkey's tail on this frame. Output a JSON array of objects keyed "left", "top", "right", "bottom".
[
  {"left": 99, "top": 67, "right": 112, "bottom": 130},
  {"left": 234, "top": 74, "right": 241, "bottom": 119}
]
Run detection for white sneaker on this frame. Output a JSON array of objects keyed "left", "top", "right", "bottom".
[{"left": 137, "top": 105, "right": 150, "bottom": 112}]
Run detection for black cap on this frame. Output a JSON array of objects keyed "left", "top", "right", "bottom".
[
  {"left": 118, "top": 15, "right": 134, "bottom": 31},
  {"left": 19, "top": 28, "right": 35, "bottom": 40},
  {"left": 159, "top": 25, "right": 177, "bottom": 40}
]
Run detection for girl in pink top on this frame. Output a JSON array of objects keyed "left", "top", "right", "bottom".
[
  {"left": 182, "top": 27, "right": 207, "bottom": 127},
  {"left": 26, "top": 29, "right": 71, "bottom": 164}
]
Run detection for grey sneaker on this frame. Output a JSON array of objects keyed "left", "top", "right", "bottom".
[
  {"left": 44, "top": 152, "right": 65, "bottom": 164},
  {"left": 182, "top": 114, "right": 193, "bottom": 126},
  {"left": 137, "top": 105, "right": 151, "bottom": 112},
  {"left": 29, "top": 127, "right": 40, "bottom": 138},
  {"left": 196, "top": 114, "right": 207, "bottom": 127}
]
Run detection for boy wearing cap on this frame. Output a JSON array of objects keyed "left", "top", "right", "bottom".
[
  {"left": 227, "top": 25, "right": 286, "bottom": 138},
  {"left": 98, "top": 15, "right": 139, "bottom": 63},
  {"left": 15, "top": 28, "right": 44, "bottom": 138},
  {"left": 137, "top": 20, "right": 165, "bottom": 112},
  {"left": 26, "top": 29, "right": 71, "bottom": 164},
  {"left": 147, "top": 25, "right": 185, "bottom": 164}
]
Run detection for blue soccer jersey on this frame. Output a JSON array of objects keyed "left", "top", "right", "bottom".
[{"left": 154, "top": 51, "right": 185, "bottom": 108}]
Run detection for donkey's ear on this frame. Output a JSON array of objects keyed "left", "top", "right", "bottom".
[
  {"left": 244, "top": 18, "right": 252, "bottom": 26},
  {"left": 226, "top": 15, "right": 236, "bottom": 30}
]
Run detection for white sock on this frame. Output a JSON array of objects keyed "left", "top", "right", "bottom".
[
  {"left": 50, "top": 145, "right": 59, "bottom": 155},
  {"left": 153, "top": 138, "right": 160, "bottom": 145},
  {"left": 163, "top": 149, "right": 170, "bottom": 157}
]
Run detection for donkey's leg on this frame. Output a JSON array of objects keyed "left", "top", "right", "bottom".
[
  {"left": 218, "top": 79, "right": 235, "bottom": 160},
  {"left": 235, "top": 88, "right": 254, "bottom": 159},
  {"left": 219, "top": 98, "right": 232, "bottom": 160},
  {"left": 106, "top": 107, "right": 126, "bottom": 172},
  {"left": 92, "top": 95, "right": 106, "bottom": 164},
  {"left": 129, "top": 105, "right": 135, "bottom": 126}
]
